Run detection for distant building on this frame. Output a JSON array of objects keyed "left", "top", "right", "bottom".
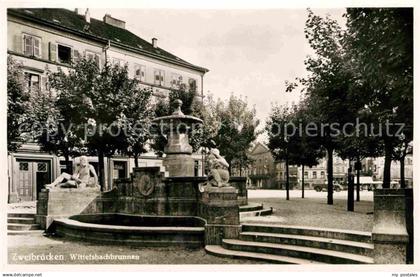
[
  {"left": 246, "top": 143, "right": 277, "bottom": 189},
  {"left": 7, "top": 8, "right": 208, "bottom": 202},
  {"left": 370, "top": 155, "right": 413, "bottom": 186},
  {"left": 296, "top": 155, "right": 347, "bottom": 189},
  {"left": 244, "top": 143, "right": 350, "bottom": 190}
]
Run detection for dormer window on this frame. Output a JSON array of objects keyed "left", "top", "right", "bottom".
[{"left": 23, "top": 34, "right": 41, "bottom": 58}]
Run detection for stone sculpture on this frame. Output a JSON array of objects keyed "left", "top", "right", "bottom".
[
  {"left": 199, "top": 142, "right": 230, "bottom": 192},
  {"left": 45, "top": 156, "right": 99, "bottom": 190}
]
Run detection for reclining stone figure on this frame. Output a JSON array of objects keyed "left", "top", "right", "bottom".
[{"left": 45, "top": 156, "right": 99, "bottom": 190}]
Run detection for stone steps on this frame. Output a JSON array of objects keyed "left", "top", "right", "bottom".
[
  {"left": 222, "top": 239, "right": 374, "bottom": 264},
  {"left": 7, "top": 230, "right": 44, "bottom": 236},
  {"left": 206, "top": 223, "right": 374, "bottom": 264},
  {"left": 7, "top": 213, "right": 36, "bottom": 218},
  {"left": 205, "top": 245, "right": 326, "bottom": 264},
  {"left": 7, "top": 212, "right": 42, "bottom": 235},
  {"left": 7, "top": 223, "right": 41, "bottom": 231},
  {"left": 8, "top": 217, "right": 36, "bottom": 224},
  {"left": 240, "top": 208, "right": 273, "bottom": 217},
  {"left": 240, "top": 231, "right": 373, "bottom": 256},
  {"left": 242, "top": 223, "right": 372, "bottom": 243},
  {"left": 239, "top": 203, "right": 264, "bottom": 212}
]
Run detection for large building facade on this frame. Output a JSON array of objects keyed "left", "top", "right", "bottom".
[{"left": 7, "top": 8, "right": 208, "bottom": 202}]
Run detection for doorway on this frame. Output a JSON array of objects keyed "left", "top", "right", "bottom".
[{"left": 16, "top": 159, "right": 51, "bottom": 201}]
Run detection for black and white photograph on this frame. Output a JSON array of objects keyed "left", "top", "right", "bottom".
[{"left": 1, "top": 0, "right": 417, "bottom": 275}]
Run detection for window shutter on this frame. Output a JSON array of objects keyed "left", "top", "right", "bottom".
[
  {"left": 94, "top": 54, "right": 100, "bottom": 67},
  {"left": 154, "top": 70, "right": 159, "bottom": 85},
  {"left": 15, "top": 34, "right": 23, "bottom": 54},
  {"left": 41, "top": 76, "right": 48, "bottom": 91},
  {"left": 49, "top": 42, "right": 57, "bottom": 62},
  {"left": 24, "top": 35, "right": 32, "bottom": 56},
  {"left": 160, "top": 71, "right": 165, "bottom": 85},
  {"left": 73, "top": 49, "right": 80, "bottom": 63},
  {"left": 33, "top": 38, "right": 41, "bottom": 58},
  {"left": 141, "top": 66, "right": 146, "bottom": 81}
]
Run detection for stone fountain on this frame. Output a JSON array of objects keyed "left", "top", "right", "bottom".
[
  {"left": 152, "top": 99, "right": 203, "bottom": 177},
  {"left": 36, "top": 99, "right": 245, "bottom": 247}
]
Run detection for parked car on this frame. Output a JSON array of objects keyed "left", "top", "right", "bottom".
[{"left": 314, "top": 182, "right": 343, "bottom": 192}]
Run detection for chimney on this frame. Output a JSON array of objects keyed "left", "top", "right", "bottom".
[
  {"left": 85, "top": 8, "right": 90, "bottom": 23},
  {"left": 75, "top": 8, "right": 84, "bottom": 15},
  {"left": 103, "top": 14, "right": 126, "bottom": 29},
  {"left": 152, "top": 38, "right": 158, "bottom": 48}
]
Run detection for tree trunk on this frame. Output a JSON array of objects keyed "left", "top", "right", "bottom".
[
  {"left": 301, "top": 164, "right": 305, "bottom": 199},
  {"left": 400, "top": 156, "right": 406, "bottom": 188},
  {"left": 356, "top": 156, "right": 360, "bottom": 202},
  {"left": 134, "top": 154, "right": 139, "bottom": 168},
  {"left": 382, "top": 141, "right": 392, "bottom": 189},
  {"left": 286, "top": 156, "right": 290, "bottom": 201},
  {"left": 98, "top": 149, "right": 105, "bottom": 191},
  {"left": 327, "top": 147, "right": 334, "bottom": 205},
  {"left": 347, "top": 164, "right": 354, "bottom": 212}
]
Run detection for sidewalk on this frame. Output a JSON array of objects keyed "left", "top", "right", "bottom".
[{"left": 8, "top": 201, "right": 36, "bottom": 214}]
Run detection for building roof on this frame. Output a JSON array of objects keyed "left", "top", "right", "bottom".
[
  {"left": 8, "top": 8, "right": 208, "bottom": 73},
  {"left": 249, "top": 142, "right": 271, "bottom": 156}
]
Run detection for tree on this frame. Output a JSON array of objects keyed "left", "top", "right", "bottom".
[
  {"left": 152, "top": 83, "right": 202, "bottom": 155},
  {"left": 290, "top": 9, "right": 354, "bottom": 205},
  {"left": 266, "top": 105, "right": 295, "bottom": 200},
  {"left": 7, "top": 56, "right": 29, "bottom": 152},
  {"left": 287, "top": 103, "right": 324, "bottom": 199},
  {"left": 345, "top": 8, "right": 413, "bottom": 188},
  {"left": 212, "top": 94, "right": 260, "bottom": 175},
  {"left": 48, "top": 59, "right": 153, "bottom": 190}
]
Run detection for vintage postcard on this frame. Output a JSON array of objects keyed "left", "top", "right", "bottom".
[{"left": 1, "top": 0, "right": 418, "bottom": 275}]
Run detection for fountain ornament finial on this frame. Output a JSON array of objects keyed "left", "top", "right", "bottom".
[{"left": 172, "top": 99, "right": 184, "bottom": 116}]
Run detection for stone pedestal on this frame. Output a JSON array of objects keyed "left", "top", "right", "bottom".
[
  {"left": 229, "top": 177, "right": 248, "bottom": 206},
  {"left": 36, "top": 188, "right": 101, "bottom": 230},
  {"left": 199, "top": 186, "right": 240, "bottom": 245},
  {"left": 163, "top": 154, "right": 195, "bottom": 177},
  {"left": 372, "top": 189, "right": 409, "bottom": 264}
]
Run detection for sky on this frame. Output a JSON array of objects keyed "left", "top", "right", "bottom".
[{"left": 89, "top": 8, "right": 346, "bottom": 125}]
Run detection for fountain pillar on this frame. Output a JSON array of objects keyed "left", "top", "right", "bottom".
[{"left": 153, "top": 99, "right": 203, "bottom": 177}]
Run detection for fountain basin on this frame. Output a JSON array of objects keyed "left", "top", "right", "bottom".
[{"left": 51, "top": 213, "right": 206, "bottom": 247}]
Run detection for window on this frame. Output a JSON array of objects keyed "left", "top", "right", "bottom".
[
  {"left": 304, "top": 171, "right": 308, "bottom": 178},
  {"left": 23, "top": 34, "right": 41, "bottom": 58},
  {"left": 312, "top": 171, "right": 317, "bottom": 179},
  {"left": 112, "top": 57, "right": 124, "bottom": 66},
  {"left": 24, "top": 72, "right": 40, "bottom": 92},
  {"left": 57, "top": 44, "right": 72, "bottom": 64},
  {"left": 154, "top": 69, "right": 165, "bottom": 86},
  {"left": 19, "top": 162, "right": 29, "bottom": 171},
  {"left": 37, "top": 162, "right": 47, "bottom": 172},
  {"left": 85, "top": 51, "right": 100, "bottom": 67},
  {"left": 113, "top": 161, "right": 127, "bottom": 180},
  {"left": 134, "top": 64, "right": 146, "bottom": 82},
  {"left": 188, "top": 78, "right": 197, "bottom": 92},
  {"left": 171, "top": 73, "right": 182, "bottom": 88},
  {"left": 321, "top": 171, "right": 325, "bottom": 178}
]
